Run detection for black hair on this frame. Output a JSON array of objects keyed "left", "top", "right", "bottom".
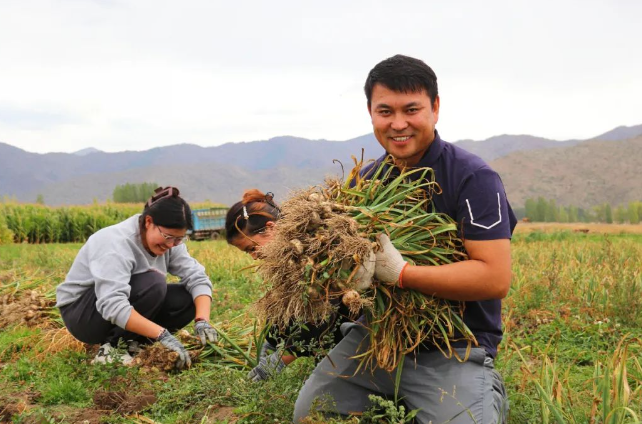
[
  {"left": 140, "top": 186, "right": 193, "bottom": 231},
  {"left": 225, "top": 189, "right": 280, "bottom": 243},
  {"left": 364, "top": 54, "right": 439, "bottom": 108}
]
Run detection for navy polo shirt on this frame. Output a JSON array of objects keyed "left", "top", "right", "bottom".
[{"left": 363, "top": 130, "right": 516, "bottom": 357}]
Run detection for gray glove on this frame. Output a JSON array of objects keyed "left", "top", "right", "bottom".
[
  {"left": 374, "top": 234, "right": 407, "bottom": 285},
  {"left": 157, "top": 329, "right": 191, "bottom": 369},
  {"left": 247, "top": 341, "right": 286, "bottom": 382},
  {"left": 194, "top": 320, "right": 218, "bottom": 345}
]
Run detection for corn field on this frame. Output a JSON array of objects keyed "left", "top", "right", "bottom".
[
  {"left": 0, "top": 203, "right": 140, "bottom": 244},
  {"left": 0, "top": 202, "right": 223, "bottom": 244}
]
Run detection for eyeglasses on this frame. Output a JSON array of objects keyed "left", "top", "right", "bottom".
[{"left": 156, "top": 226, "right": 188, "bottom": 245}]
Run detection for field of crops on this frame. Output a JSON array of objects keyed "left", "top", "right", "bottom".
[
  {"left": 0, "top": 202, "right": 225, "bottom": 244},
  {"left": 0, "top": 226, "right": 641, "bottom": 423}
]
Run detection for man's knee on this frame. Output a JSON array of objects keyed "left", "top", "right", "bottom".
[
  {"left": 293, "top": 379, "right": 337, "bottom": 423},
  {"left": 293, "top": 373, "right": 367, "bottom": 423},
  {"left": 293, "top": 382, "right": 315, "bottom": 423},
  {"left": 488, "top": 366, "right": 509, "bottom": 424}
]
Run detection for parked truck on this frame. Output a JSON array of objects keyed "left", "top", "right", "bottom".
[{"left": 190, "top": 207, "right": 228, "bottom": 240}]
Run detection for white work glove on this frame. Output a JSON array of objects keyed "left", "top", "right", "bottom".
[
  {"left": 374, "top": 234, "right": 408, "bottom": 285},
  {"left": 353, "top": 250, "right": 376, "bottom": 291},
  {"left": 247, "top": 341, "right": 286, "bottom": 382}
]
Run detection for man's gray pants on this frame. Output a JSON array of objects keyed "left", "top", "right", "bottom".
[{"left": 294, "top": 322, "right": 508, "bottom": 424}]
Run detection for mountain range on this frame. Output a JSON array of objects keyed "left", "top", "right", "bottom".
[{"left": 1, "top": 123, "right": 641, "bottom": 208}]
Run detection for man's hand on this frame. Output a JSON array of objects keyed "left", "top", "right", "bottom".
[
  {"left": 157, "top": 329, "right": 191, "bottom": 369},
  {"left": 353, "top": 250, "right": 376, "bottom": 291},
  {"left": 194, "top": 320, "right": 218, "bottom": 345},
  {"left": 247, "top": 341, "right": 286, "bottom": 382},
  {"left": 374, "top": 234, "right": 407, "bottom": 285}
]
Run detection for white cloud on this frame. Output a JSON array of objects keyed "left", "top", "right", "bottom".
[{"left": 0, "top": 0, "right": 640, "bottom": 153}]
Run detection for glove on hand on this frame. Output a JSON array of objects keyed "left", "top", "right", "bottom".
[
  {"left": 374, "top": 234, "right": 407, "bottom": 285},
  {"left": 247, "top": 341, "right": 286, "bottom": 382},
  {"left": 194, "top": 320, "right": 218, "bottom": 345},
  {"left": 157, "top": 329, "right": 191, "bottom": 369},
  {"left": 353, "top": 250, "right": 376, "bottom": 291}
]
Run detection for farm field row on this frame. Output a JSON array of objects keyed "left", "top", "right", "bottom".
[
  {"left": 0, "top": 230, "right": 641, "bottom": 423},
  {"left": 515, "top": 222, "right": 642, "bottom": 235}
]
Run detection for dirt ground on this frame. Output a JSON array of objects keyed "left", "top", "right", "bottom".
[
  {"left": 195, "top": 405, "right": 238, "bottom": 423},
  {"left": 0, "top": 290, "right": 55, "bottom": 330},
  {"left": 92, "top": 390, "right": 157, "bottom": 415},
  {"left": 515, "top": 222, "right": 642, "bottom": 234},
  {"left": 133, "top": 342, "right": 200, "bottom": 371},
  {"left": 0, "top": 391, "right": 36, "bottom": 423},
  {"left": 0, "top": 389, "right": 157, "bottom": 424}
]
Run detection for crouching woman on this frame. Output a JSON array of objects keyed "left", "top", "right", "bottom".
[
  {"left": 226, "top": 189, "right": 352, "bottom": 381},
  {"left": 56, "top": 187, "right": 217, "bottom": 368}
]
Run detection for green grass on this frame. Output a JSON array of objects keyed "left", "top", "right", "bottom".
[{"left": 0, "top": 234, "right": 641, "bottom": 423}]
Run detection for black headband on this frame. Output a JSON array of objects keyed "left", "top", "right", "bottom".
[{"left": 263, "top": 191, "right": 281, "bottom": 218}]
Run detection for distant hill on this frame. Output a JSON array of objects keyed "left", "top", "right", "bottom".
[
  {"left": 490, "top": 135, "right": 642, "bottom": 208},
  {"left": 72, "top": 147, "right": 102, "bottom": 156},
  {"left": 454, "top": 134, "right": 578, "bottom": 162},
  {"left": 453, "top": 123, "right": 642, "bottom": 162},
  {"left": 594, "top": 123, "right": 642, "bottom": 141},
  {"left": 20, "top": 162, "right": 337, "bottom": 207},
  {"left": 0, "top": 135, "right": 381, "bottom": 205},
  {"left": 1, "top": 124, "right": 641, "bottom": 207}
]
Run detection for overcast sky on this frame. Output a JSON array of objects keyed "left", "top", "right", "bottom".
[{"left": 1, "top": 0, "right": 640, "bottom": 154}]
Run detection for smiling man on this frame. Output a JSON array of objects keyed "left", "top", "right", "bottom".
[
  {"left": 369, "top": 85, "right": 439, "bottom": 168},
  {"left": 294, "top": 55, "right": 515, "bottom": 424}
]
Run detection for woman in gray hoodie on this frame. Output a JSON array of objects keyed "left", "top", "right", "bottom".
[{"left": 56, "top": 187, "right": 217, "bottom": 369}]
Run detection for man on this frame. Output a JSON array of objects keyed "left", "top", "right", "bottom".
[{"left": 293, "top": 55, "right": 515, "bottom": 424}]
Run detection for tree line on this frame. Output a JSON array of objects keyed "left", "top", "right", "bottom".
[
  {"left": 112, "top": 182, "right": 159, "bottom": 203},
  {"left": 524, "top": 197, "right": 642, "bottom": 224}
]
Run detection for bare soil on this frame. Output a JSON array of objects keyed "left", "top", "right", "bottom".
[
  {"left": 195, "top": 405, "right": 238, "bottom": 423},
  {"left": 515, "top": 222, "right": 642, "bottom": 234},
  {"left": 0, "top": 390, "right": 39, "bottom": 423},
  {"left": 19, "top": 406, "right": 105, "bottom": 424},
  {"left": 92, "top": 390, "right": 156, "bottom": 414},
  {"left": 1, "top": 389, "right": 157, "bottom": 423},
  {"left": 0, "top": 290, "right": 55, "bottom": 329},
  {"left": 133, "top": 342, "right": 200, "bottom": 372}
]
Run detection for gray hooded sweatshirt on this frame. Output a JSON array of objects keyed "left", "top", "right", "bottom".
[{"left": 56, "top": 214, "right": 212, "bottom": 329}]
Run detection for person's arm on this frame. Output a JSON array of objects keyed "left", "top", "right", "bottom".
[
  {"left": 194, "top": 294, "right": 211, "bottom": 321},
  {"left": 125, "top": 309, "right": 164, "bottom": 338},
  {"left": 402, "top": 238, "right": 511, "bottom": 301},
  {"left": 391, "top": 166, "right": 514, "bottom": 301},
  {"left": 167, "top": 244, "right": 213, "bottom": 303},
  {"left": 282, "top": 355, "right": 296, "bottom": 365},
  {"left": 167, "top": 245, "right": 218, "bottom": 344}
]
